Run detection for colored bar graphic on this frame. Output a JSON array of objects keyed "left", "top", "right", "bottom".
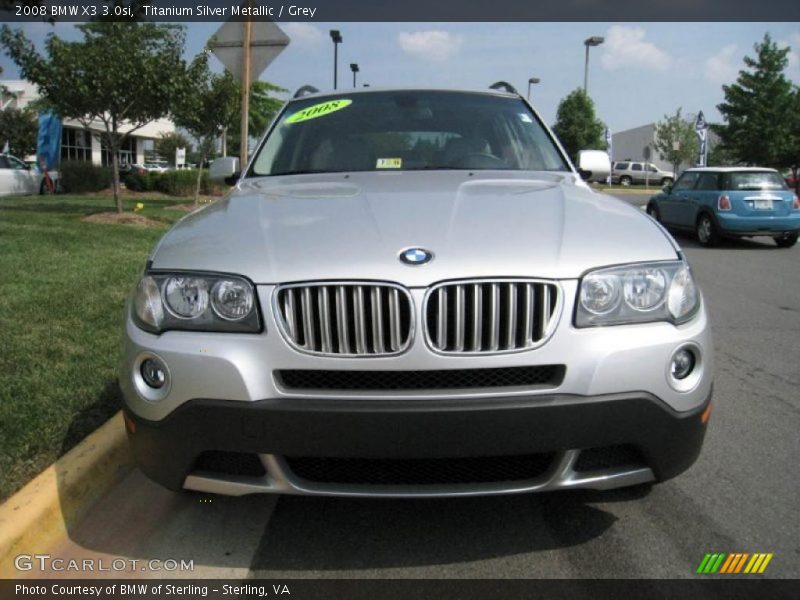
[
  {"left": 711, "top": 553, "right": 726, "bottom": 573},
  {"left": 734, "top": 553, "right": 749, "bottom": 573},
  {"left": 719, "top": 554, "right": 736, "bottom": 573},
  {"left": 697, "top": 554, "right": 713, "bottom": 573},
  {"left": 698, "top": 552, "right": 773, "bottom": 575},
  {"left": 758, "top": 554, "right": 773, "bottom": 573}
]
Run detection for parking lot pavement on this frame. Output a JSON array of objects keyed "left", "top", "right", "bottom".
[{"left": 22, "top": 225, "right": 800, "bottom": 580}]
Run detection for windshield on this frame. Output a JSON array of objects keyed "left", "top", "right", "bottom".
[
  {"left": 250, "top": 91, "right": 570, "bottom": 176},
  {"left": 728, "top": 171, "right": 787, "bottom": 191}
]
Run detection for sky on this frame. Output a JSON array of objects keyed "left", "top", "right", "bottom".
[{"left": 2, "top": 21, "right": 799, "bottom": 133}]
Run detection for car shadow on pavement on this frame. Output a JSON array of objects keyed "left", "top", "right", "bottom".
[
  {"left": 670, "top": 231, "right": 783, "bottom": 251},
  {"left": 246, "top": 488, "right": 640, "bottom": 573}
]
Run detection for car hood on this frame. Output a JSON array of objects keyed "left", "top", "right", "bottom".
[{"left": 150, "top": 171, "right": 679, "bottom": 285}]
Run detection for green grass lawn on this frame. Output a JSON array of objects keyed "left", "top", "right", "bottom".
[{"left": 0, "top": 195, "right": 190, "bottom": 501}]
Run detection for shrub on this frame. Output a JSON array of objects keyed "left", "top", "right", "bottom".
[
  {"left": 59, "top": 160, "right": 112, "bottom": 194},
  {"left": 123, "top": 170, "right": 162, "bottom": 192},
  {"left": 155, "top": 169, "right": 197, "bottom": 197},
  {"left": 124, "top": 168, "right": 228, "bottom": 197}
]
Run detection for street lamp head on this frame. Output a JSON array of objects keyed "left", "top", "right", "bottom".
[
  {"left": 584, "top": 36, "right": 604, "bottom": 47},
  {"left": 330, "top": 30, "right": 342, "bottom": 43},
  {"left": 528, "top": 77, "right": 541, "bottom": 84},
  {"left": 350, "top": 63, "right": 359, "bottom": 73}
]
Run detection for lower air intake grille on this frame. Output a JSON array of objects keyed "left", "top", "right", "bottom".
[
  {"left": 285, "top": 454, "right": 556, "bottom": 485},
  {"left": 193, "top": 451, "right": 266, "bottom": 477},
  {"left": 574, "top": 445, "right": 645, "bottom": 472},
  {"left": 276, "top": 365, "right": 565, "bottom": 391}
]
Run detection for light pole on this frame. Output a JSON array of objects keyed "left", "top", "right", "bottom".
[
  {"left": 350, "top": 63, "right": 359, "bottom": 88},
  {"left": 527, "top": 77, "right": 540, "bottom": 101},
  {"left": 583, "top": 36, "right": 604, "bottom": 94},
  {"left": 329, "top": 29, "right": 342, "bottom": 89}
]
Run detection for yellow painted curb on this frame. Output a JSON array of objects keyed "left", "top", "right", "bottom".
[{"left": 0, "top": 411, "right": 133, "bottom": 578}]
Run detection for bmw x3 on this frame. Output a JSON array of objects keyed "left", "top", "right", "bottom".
[{"left": 121, "top": 85, "right": 714, "bottom": 497}]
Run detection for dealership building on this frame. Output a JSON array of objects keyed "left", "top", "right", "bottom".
[
  {"left": 611, "top": 123, "right": 719, "bottom": 175},
  {"left": 0, "top": 79, "right": 176, "bottom": 165}
]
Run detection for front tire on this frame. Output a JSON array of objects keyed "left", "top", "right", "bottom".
[
  {"left": 774, "top": 232, "right": 798, "bottom": 248},
  {"left": 661, "top": 177, "right": 673, "bottom": 187},
  {"left": 696, "top": 213, "right": 720, "bottom": 247}
]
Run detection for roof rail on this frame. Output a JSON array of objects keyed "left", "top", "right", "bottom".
[
  {"left": 293, "top": 85, "right": 320, "bottom": 98},
  {"left": 489, "top": 81, "right": 519, "bottom": 95}
]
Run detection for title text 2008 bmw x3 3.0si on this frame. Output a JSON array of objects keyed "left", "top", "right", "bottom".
[{"left": 121, "top": 86, "right": 713, "bottom": 498}]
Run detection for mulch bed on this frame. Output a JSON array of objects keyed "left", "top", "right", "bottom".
[{"left": 81, "top": 212, "right": 166, "bottom": 227}]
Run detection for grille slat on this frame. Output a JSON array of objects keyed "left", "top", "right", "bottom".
[
  {"left": 301, "top": 288, "right": 315, "bottom": 350},
  {"left": 427, "top": 280, "right": 559, "bottom": 354},
  {"left": 454, "top": 285, "right": 465, "bottom": 351},
  {"left": 354, "top": 286, "right": 367, "bottom": 354},
  {"left": 489, "top": 283, "right": 500, "bottom": 351},
  {"left": 505, "top": 283, "right": 517, "bottom": 349},
  {"left": 437, "top": 287, "right": 448, "bottom": 349},
  {"left": 335, "top": 286, "right": 350, "bottom": 354},
  {"left": 471, "top": 283, "right": 482, "bottom": 351},
  {"left": 371, "top": 287, "right": 384, "bottom": 353},
  {"left": 277, "top": 283, "right": 412, "bottom": 356},
  {"left": 283, "top": 289, "right": 297, "bottom": 340},
  {"left": 539, "top": 284, "right": 550, "bottom": 340},
  {"left": 389, "top": 288, "right": 402, "bottom": 352},
  {"left": 318, "top": 287, "right": 332, "bottom": 353},
  {"left": 522, "top": 284, "right": 534, "bottom": 346}
]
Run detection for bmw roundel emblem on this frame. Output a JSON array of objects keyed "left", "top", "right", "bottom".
[{"left": 399, "top": 247, "right": 433, "bottom": 265}]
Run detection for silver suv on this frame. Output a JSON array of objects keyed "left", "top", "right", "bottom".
[
  {"left": 121, "top": 87, "right": 713, "bottom": 498},
  {"left": 612, "top": 161, "right": 674, "bottom": 187}
]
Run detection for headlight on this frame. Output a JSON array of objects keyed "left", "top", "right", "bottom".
[
  {"left": 132, "top": 272, "right": 260, "bottom": 333},
  {"left": 576, "top": 261, "right": 699, "bottom": 327}
]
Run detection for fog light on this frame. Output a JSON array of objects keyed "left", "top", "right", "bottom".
[
  {"left": 140, "top": 358, "right": 167, "bottom": 389},
  {"left": 670, "top": 349, "right": 695, "bottom": 380}
]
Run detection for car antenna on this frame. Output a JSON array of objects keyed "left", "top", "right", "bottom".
[
  {"left": 293, "top": 85, "right": 320, "bottom": 98},
  {"left": 489, "top": 81, "right": 519, "bottom": 96}
]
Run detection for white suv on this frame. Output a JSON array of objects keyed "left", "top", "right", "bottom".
[{"left": 612, "top": 161, "right": 673, "bottom": 187}]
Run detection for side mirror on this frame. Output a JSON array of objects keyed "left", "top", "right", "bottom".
[
  {"left": 577, "top": 149, "right": 611, "bottom": 182},
  {"left": 663, "top": 184, "right": 673, "bottom": 195},
  {"left": 209, "top": 157, "right": 240, "bottom": 185}
]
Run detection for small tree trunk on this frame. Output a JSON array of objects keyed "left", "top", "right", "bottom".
[
  {"left": 194, "top": 153, "right": 206, "bottom": 207},
  {"left": 112, "top": 145, "right": 122, "bottom": 213}
]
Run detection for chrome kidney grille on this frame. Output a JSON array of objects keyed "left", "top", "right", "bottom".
[
  {"left": 275, "top": 283, "right": 413, "bottom": 356},
  {"left": 425, "top": 280, "right": 560, "bottom": 353}
]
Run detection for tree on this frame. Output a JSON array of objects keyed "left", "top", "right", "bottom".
[
  {"left": 173, "top": 55, "right": 239, "bottom": 205},
  {"left": 551, "top": 89, "right": 605, "bottom": 162},
  {"left": 715, "top": 33, "right": 797, "bottom": 170},
  {"left": 226, "top": 80, "right": 287, "bottom": 158},
  {"left": 0, "top": 22, "right": 196, "bottom": 212},
  {"left": 0, "top": 106, "right": 38, "bottom": 158},
  {"left": 654, "top": 108, "right": 698, "bottom": 176},
  {"left": 156, "top": 131, "right": 192, "bottom": 166}
]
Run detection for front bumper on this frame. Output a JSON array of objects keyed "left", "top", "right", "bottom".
[{"left": 124, "top": 389, "right": 711, "bottom": 497}]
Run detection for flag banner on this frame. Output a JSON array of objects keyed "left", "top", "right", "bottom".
[
  {"left": 37, "top": 112, "right": 62, "bottom": 171},
  {"left": 695, "top": 111, "right": 708, "bottom": 167}
]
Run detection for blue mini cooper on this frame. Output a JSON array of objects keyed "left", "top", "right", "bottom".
[{"left": 646, "top": 167, "right": 800, "bottom": 248}]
